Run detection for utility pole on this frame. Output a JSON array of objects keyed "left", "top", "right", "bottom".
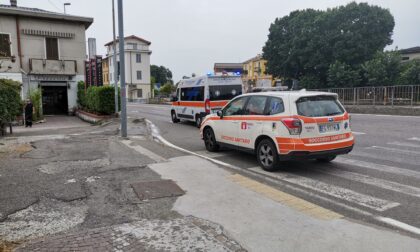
[
  {"left": 117, "top": 0, "right": 127, "bottom": 137},
  {"left": 112, "top": 0, "right": 118, "bottom": 115}
]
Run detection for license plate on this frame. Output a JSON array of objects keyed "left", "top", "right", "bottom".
[{"left": 319, "top": 123, "right": 340, "bottom": 133}]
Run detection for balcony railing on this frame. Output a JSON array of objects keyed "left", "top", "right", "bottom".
[{"left": 29, "top": 58, "right": 77, "bottom": 75}]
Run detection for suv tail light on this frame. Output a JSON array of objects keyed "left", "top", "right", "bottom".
[
  {"left": 281, "top": 118, "right": 302, "bottom": 135},
  {"left": 205, "top": 99, "right": 211, "bottom": 114}
]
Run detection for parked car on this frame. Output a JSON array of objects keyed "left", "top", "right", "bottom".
[{"left": 200, "top": 90, "right": 354, "bottom": 171}]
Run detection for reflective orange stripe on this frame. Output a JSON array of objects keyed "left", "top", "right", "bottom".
[
  {"left": 172, "top": 101, "right": 204, "bottom": 107},
  {"left": 276, "top": 134, "right": 354, "bottom": 154}
]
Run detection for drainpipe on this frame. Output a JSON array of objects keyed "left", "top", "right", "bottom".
[{"left": 15, "top": 16, "right": 23, "bottom": 69}]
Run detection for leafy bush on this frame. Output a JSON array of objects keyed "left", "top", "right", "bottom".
[
  {"left": 77, "top": 82, "right": 120, "bottom": 115},
  {"left": 28, "top": 88, "right": 43, "bottom": 121},
  {"left": 0, "top": 78, "right": 22, "bottom": 127}
]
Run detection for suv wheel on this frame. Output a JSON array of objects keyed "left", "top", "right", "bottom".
[
  {"left": 316, "top": 155, "right": 336, "bottom": 163},
  {"left": 195, "top": 115, "right": 202, "bottom": 128},
  {"left": 171, "top": 111, "right": 180, "bottom": 123},
  {"left": 257, "top": 139, "right": 279, "bottom": 172},
  {"left": 203, "top": 128, "right": 219, "bottom": 152}
]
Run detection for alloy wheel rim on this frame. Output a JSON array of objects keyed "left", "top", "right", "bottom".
[{"left": 259, "top": 144, "right": 273, "bottom": 167}]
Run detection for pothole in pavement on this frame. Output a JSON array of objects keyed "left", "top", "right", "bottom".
[
  {"left": 38, "top": 159, "right": 110, "bottom": 174},
  {"left": 0, "top": 197, "right": 88, "bottom": 243}
]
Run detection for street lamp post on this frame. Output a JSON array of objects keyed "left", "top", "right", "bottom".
[
  {"left": 63, "top": 3, "right": 71, "bottom": 14},
  {"left": 117, "top": 0, "right": 127, "bottom": 137}
]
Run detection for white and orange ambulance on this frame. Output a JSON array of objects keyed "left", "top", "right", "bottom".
[
  {"left": 200, "top": 90, "right": 354, "bottom": 171},
  {"left": 171, "top": 74, "right": 244, "bottom": 127}
]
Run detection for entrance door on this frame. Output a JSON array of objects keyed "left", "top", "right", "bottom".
[{"left": 41, "top": 85, "right": 68, "bottom": 115}]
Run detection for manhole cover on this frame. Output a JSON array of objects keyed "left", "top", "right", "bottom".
[{"left": 131, "top": 180, "right": 185, "bottom": 200}]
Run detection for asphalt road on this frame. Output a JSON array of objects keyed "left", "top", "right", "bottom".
[{"left": 128, "top": 103, "right": 420, "bottom": 237}]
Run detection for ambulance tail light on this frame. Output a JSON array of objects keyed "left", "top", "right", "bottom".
[
  {"left": 281, "top": 118, "right": 302, "bottom": 135},
  {"left": 205, "top": 99, "right": 211, "bottom": 114}
]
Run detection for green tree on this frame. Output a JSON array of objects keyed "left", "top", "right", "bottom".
[
  {"left": 327, "top": 61, "right": 361, "bottom": 88},
  {"left": 362, "top": 50, "right": 401, "bottom": 86},
  {"left": 263, "top": 2, "right": 394, "bottom": 87},
  {"left": 398, "top": 60, "right": 420, "bottom": 86},
  {"left": 151, "top": 65, "right": 173, "bottom": 85},
  {"left": 159, "top": 83, "right": 175, "bottom": 96}
]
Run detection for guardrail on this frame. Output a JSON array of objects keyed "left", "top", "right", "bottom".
[{"left": 314, "top": 85, "right": 420, "bottom": 106}]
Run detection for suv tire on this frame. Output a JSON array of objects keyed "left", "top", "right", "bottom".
[
  {"left": 316, "top": 155, "right": 337, "bottom": 163},
  {"left": 257, "top": 139, "right": 279, "bottom": 172},
  {"left": 203, "top": 127, "right": 219, "bottom": 152}
]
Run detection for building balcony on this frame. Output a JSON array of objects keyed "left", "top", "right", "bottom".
[{"left": 29, "top": 58, "right": 77, "bottom": 75}]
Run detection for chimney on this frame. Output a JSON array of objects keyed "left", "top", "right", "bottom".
[{"left": 10, "top": 0, "right": 17, "bottom": 7}]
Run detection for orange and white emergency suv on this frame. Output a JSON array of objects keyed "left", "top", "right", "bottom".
[
  {"left": 200, "top": 90, "right": 355, "bottom": 171},
  {"left": 171, "top": 74, "right": 244, "bottom": 127}
]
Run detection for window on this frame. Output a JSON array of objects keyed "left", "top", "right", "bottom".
[
  {"left": 296, "top": 96, "right": 344, "bottom": 117},
  {"left": 45, "top": 37, "right": 59, "bottom": 60},
  {"left": 136, "top": 54, "right": 141, "bottom": 63},
  {"left": 180, "top": 87, "right": 204, "bottom": 101},
  {"left": 267, "top": 97, "right": 285, "bottom": 115},
  {"left": 127, "top": 43, "right": 137, "bottom": 50},
  {"left": 224, "top": 97, "right": 248, "bottom": 116},
  {"left": 137, "top": 70, "right": 142, "bottom": 80},
  {"left": 0, "top": 33, "right": 11, "bottom": 58},
  {"left": 244, "top": 96, "right": 267, "bottom": 115},
  {"left": 209, "top": 85, "right": 242, "bottom": 101},
  {"left": 137, "top": 89, "right": 143, "bottom": 98}
]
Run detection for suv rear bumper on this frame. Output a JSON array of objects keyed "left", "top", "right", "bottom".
[{"left": 278, "top": 145, "right": 354, "bottom": 161}]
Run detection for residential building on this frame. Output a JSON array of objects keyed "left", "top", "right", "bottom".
[
  {"left": 242, "top": 54, "right": 273, "bottom": 88},
  {"left": 214, "top": 63, "right": 243, "bottom": 74},
  {"left": 105, "top": 35, "right": 152, "bottom": 102},
  {"left": 0, "top": 1, "right": 93, "bottom": 115},
  {"left": 399, "top": 47, "right": 420, "bottom": 62}
]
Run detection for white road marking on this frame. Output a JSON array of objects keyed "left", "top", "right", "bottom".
[
  {"left": 409, "top": 137, "right": 420, "bottom": 142},
  {"left": 121, "top": 140, "right": 167, "bottom": 163},
  {"left": 248, "top": 167, "right": 399, "bottom": 212},
  {"left": 315, "top": 167, "right": 420, "bottom": 198},
  {"left": 144, "top": 119, "right": 420, "bottom": 236},
  {"left": 369, "top": 146, "right": 420, "bottom": 155},
  {"left": 349, "top": 151, "right": 420, "bottom": 166},
  {"left": 335, "top": 157, "right": 420, "bottom": 180},
  {"left": 375, "top": 217, "right": 420, "bottom": 236},
  {"left": 352, "top": 131, "right": 366, "bottom": 135},
  {"left": 387, "top": 141, "right": 420, "bottom": 148}
]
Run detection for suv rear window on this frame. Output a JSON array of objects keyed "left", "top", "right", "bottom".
[
  {"left": 296, "top": 96, "right": 344, "bottom": 117},
  {"left": 209, "top": 85, "right": 242, "bottom": 101}
]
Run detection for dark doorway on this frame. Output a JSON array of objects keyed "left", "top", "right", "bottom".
[{"left": 41, "top": 85, "right": 68, "bottom": 115}]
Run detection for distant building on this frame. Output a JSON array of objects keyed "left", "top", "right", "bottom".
[
  {"left": 102, "top": 56, "right": 110, "bottom": 85},
  {"left": 399, "top": 47, "right": 420, "bottom": 62},
  {"left": 242, "top": 54, "right": 273, "bottom": 88},
  {"left": 104, "top": 35, "right": 152, "bottom": 102},
  {"left": 214, "top": 63, "right": 243, "bottom": 74},
  {"left": 0, "top": 1, "right": 93, "bottom": 115}
]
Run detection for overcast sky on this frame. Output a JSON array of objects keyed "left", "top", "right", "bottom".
[{"left": 7, "top": 0, "right": 420, "bottom": 81}]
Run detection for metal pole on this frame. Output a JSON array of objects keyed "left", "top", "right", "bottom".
[
  {"left": 117, "top": 0, "right": 127, "bottom": 137},
  {"left": 411, "top": 85, "right": 414, "bottom": 107},
  {"left": 112, "top": 0, "right": 119, "bottom": 115}
]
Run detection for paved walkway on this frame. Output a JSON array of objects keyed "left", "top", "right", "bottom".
[{"left": 13, "top": 116, "right": 90, "bottom": 134}]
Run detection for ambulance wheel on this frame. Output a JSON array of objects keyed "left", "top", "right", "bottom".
[
  {"left": 316, "top": 155, "right": 336, "bottom": 163},
  {"left": 195, "top": 115, "right": 202, "bottom": 128},
  {"left": 257, "top": 139, "right": 279, "bottom": 172},
  {"left": 203, "top": 127, "right": 219, "bottom": 152},
  {"left": 171, "top": 111, "right": 180, "bottom": 123}
]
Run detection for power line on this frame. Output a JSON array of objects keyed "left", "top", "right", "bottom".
[{"left": 47, "top": 0, "right": 61, "bottom": 12}]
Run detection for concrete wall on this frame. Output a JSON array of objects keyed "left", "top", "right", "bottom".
[{"left": 345, "top": 105, "right": 420, "bottom": 116}]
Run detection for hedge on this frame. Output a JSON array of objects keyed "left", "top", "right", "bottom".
[
  {"left": 0, "top": 79, "right": 22, "bottom": 126},
  {"left": 77, "top": 81, "right": 120, "bottom": 115}
]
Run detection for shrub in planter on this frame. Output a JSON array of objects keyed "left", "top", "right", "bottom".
[
  {"left": 0, "top": 79, "right": 22, "bottom": 133},
  {"left": 80, "top": 84, "right": 120, "bottom": 115}
]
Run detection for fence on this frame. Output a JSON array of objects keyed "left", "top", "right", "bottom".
[{"left": 314, "top": 85, "right": 420, "bottom": 106}]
